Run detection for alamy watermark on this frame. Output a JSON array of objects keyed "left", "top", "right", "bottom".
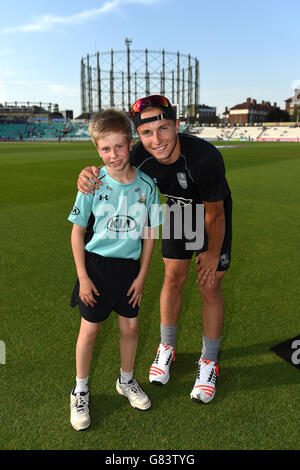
[
  {"left": 81, "top": 197, "right": 205, "bottom": 251},
  {"left": 0, "top": 340, "right": 6, "bottom": 364},
  {"left": 271, "top": 335, "right": 300, "bottom": 370},
  {"left": 291, "top": 339, "right": 300, "bottom": 365}
]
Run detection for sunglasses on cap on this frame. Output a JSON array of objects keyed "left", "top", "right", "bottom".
[
  {"left": 131, "top": 95, "right": 171, "bottom": 116},
  {"left": 130, "top": 95, "right": 176, "bottom": 128}
]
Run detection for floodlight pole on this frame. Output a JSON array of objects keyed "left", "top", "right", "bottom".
[
  {"left": 97, "top": 52, "right": 101, "bottom": 112},
  {"left": 161, "top": 49, "right": 165, "bottom": 96},
  {"left": 145, "top": 48, "right": 150, "bottom": 96},
  {"left": 125, "top": 38, "right": 132, "bottom": 112},
  {"left": 177, "top": 52, "right": 180, "bottom": 114},
  {"left": 80, "top": 58, "right": 87, "bottom": 113},
  {"left": 195, "top": 58, "right": 199, "bottom": 116},
  {"left": 110, "top": 49, "right": 114, "bottom": 108}
]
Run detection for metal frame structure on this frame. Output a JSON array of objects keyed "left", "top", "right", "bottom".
[{"left": 81, "top": 41, "right": 200, "bottom": 120}]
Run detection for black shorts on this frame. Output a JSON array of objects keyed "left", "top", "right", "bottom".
[
  {"left": 161, "top": 198, "right": 232, "bottom": 271},
  {"left": 70, "top": 250, "right": 140, "bottom": 323}
]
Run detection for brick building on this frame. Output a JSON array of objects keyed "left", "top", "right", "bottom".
[
  {"left": 229, "top": 98, "right": 278, "bottom": 124},
  {"left": 285, "top": 89, "right": 300, "bottom": 120},
  {"left": 196, "top": 104, "right": 218, "bottom": 123}
]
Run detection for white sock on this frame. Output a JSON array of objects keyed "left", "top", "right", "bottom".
[
  {"left": 74, "top": 376, "right": 89, "bottom": 394},
  {"left": 120, "top": 369, "right": 133, "bottom": 384}
]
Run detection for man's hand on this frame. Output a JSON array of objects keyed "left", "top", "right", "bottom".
[
  {"left": 77, "top": 166, "right": 102, "bottom": 194},
  {"left": 196, "top": 251, "right": 219, "bottom": 286}
]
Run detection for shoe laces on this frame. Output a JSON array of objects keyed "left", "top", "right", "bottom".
[
  {"left": 155, "top": 344, "right": 175, "bottom": 366},
  {"left": 126, "top": 378, "right": 143, "bottom": 395},
  {"left": 154, "top": 350, "right": 161, "bottom": 364},
  {"left": 74, "top": 392, "right": 89, "bottom": 413},
  {"left": 196, "top": 359, "right": 218, "bottom": 382}
]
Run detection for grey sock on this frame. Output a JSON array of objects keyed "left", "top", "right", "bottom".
[
  {"left": 201, "top": 334, "right": 222, "bottom": 362},
  {"left": 160, "top": 323, "right": 177, "bottom": 347}
]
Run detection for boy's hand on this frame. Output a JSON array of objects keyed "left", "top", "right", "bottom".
[
  {"left": 79, "top": 276, "right": 100, "bottom": 307},
  {"left": 127, "top": 276, "right": 145, "bottom": 308},
  {"left": 77, "top": 166, "right": 103, "bottom": 195}
]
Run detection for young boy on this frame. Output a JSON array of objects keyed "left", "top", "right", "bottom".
[{"left": 68, "top": 109, "right": 161, "bottom": 431}]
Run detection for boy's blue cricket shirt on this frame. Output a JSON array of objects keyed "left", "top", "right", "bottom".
[{"left": 68, "top": 166, "right": 162, "bottom": 260}]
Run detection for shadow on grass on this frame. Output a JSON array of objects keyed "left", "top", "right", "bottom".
[
  {"left": 77, "top": 338, "right": 300, "bottom": 429},
  {"left": 219, "top": 339, "right": 287, "bottom": 361},
  {"left": 89, "top": 392, "right": 129, "bottom": 430}
]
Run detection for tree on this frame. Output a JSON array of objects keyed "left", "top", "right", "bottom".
[
  {"left": 293, "top": 105, "right": 299, "bottom": 122},
  {"left": 266, "top": 109, "right": 290, "bottom": 122}
]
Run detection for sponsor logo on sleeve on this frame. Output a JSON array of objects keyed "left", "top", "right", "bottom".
[{"left": 71, "top": 206, "right": 80, "bottom": 215}]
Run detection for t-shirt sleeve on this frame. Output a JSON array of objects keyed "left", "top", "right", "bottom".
[
  {"left": 68, "top": 191, "right": 94, "bottom": 227},
  {"left": 197, "top": 147, "right": 230, "bottom": 202},
  {"left": 145, "top": 184, "right": 163, "bottom": 228}
]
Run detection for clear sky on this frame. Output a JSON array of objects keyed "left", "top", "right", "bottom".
[{"left": 1, "top": 0, "right": 299, "bottom": 118}]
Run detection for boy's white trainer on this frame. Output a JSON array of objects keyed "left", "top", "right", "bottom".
[
  {"left": 149, "top": 343, "right": 176, "bottom": 385},
  {"left": 190, "top": 358, "right": 219, "bottom": 404},
  {"left": 70, "top": 389, "right": 91, "bottom": 431},
  {"left": 116, "top": 377, "right": 151, "bottom": 411}
]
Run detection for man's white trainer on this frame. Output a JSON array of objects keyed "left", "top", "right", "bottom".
[
  {"left": 149, "top": 343, "right": 176, "bottom": 385},
  {"left": 116, "top": 377, "right": 151, "bottom": 411},
  {"left": 70, "top": 389, "right": 91, "bottom": 431},
  {"left": 190, "top": 358, "right": 219, "bottom": 404}
]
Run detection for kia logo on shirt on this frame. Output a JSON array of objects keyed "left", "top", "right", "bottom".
[{"left": 107, "top": 215, "right": 137, "bottom": 232}]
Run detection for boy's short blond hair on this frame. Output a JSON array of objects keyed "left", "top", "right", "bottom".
[{"left": 88, "top": 109, "right": 132, "bottom": 147}]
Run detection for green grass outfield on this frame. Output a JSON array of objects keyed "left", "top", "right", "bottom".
[{"left": 1, "top": 141, "right": 300, "bottom": 450}]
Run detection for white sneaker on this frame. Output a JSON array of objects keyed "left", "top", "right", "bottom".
[
  {"left": 190, "top": 358, "right": 219, "bottom": 404},
  {"left": 70, "top": 389, "right": 91, "bottom": 431},
  {"left": 149, "top": 343, "right": 176, "bottom": 385},
  {"left": 116, "top": 377, "right": 151, "bottom": 411}
]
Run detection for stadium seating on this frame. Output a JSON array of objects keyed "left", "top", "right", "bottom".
[
  {"left": 189, "top": 125, "right": 300, "bottom": 142},
  {"left": 231, "top": 127, "right": 264, "bottom": 141},
  {"left": 0, "top": 122, "right": 299, "bottom": 142},
  {"left": 0, "top": 123, "right": 27, "bottom": 140},
  {"left": 0, "top": 122, "right": 91, "bottom": 141},
  {"left": 179, "top": 124, "right": 189, "bottom": 133},
  {"left": 258, "top": 126, "right": 300, "bottom": 141},
  {"left": 190, "top": 127, "right": 235, "bottom": 140}
]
